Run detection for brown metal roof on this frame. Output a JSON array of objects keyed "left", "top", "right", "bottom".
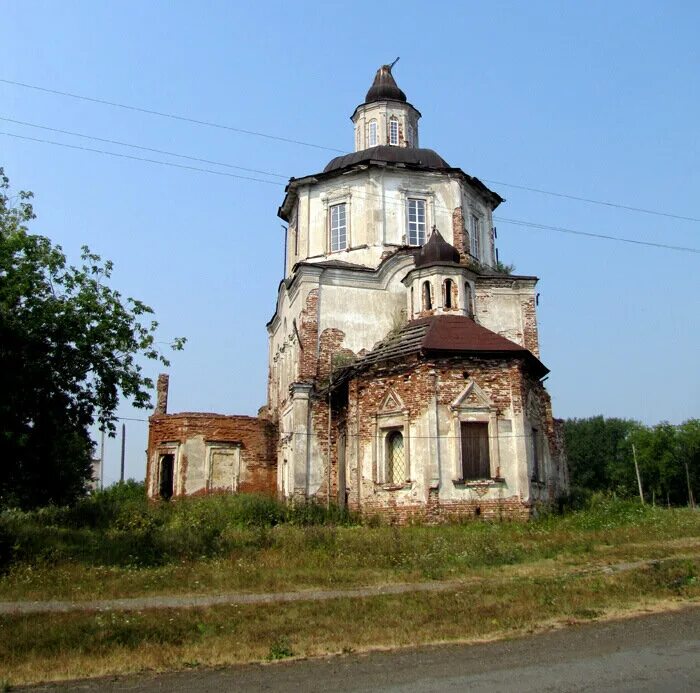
[
  {"left": 323, "top": 145, "right": 449, "bottom": 174},
  {"left": 348, "top": 315, "right": 548, "bottom": 376},
  {"left": 414, "top": 228, "right": 460, "bottom": 267},
  {"left": 365, "top": 64, "right": 407, "bottom": 104}
]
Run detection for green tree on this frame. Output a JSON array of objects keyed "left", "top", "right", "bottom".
[
  {"left": 677, "top": 419, "right": 699, "bottom": 506},
  {"left": 0, "top": 168, "right": 184, "bottom": 509},
  {"left": 563, "top": 416, "right": 640, "bottom": 494}
]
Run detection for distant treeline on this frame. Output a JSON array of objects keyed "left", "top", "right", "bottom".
[{"left": 563, "top": 417, "right": 699, "bottom": 507}]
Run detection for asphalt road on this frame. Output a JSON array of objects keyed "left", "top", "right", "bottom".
[{"left": 24, "top": 606, "right": 699, "bottom": 692}]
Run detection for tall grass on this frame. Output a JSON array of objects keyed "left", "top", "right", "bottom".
[{"left": 0, "top": 482, "right": 357, "bottom": 569}]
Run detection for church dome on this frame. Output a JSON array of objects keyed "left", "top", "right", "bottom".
[
  {"left": 323, "top": 145, "right": 449, "bottom": 173},
  {"left": 414, "top": 228, "right": 460, "bottom": 267},
  {"left": 365, "top": 63, "right": 407, "bottom": 103}
]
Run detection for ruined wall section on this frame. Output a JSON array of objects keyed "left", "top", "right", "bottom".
[
  {"left": 475, "top": 276, "right": 540, "bottom": 358},
  {"left": 146, "top": 413, "right": 277, "bottom": 499}
]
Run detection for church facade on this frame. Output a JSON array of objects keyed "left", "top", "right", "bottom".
[{"left": 147, "top": 65, "right": 568, "bottom": 520}]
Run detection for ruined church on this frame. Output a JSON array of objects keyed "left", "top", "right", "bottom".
[{"left": 147, "top": 64, "right": 569, "bottom": 520}]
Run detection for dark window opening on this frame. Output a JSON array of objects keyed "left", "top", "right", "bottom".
[
  {"left": 422, "top": 281, "right": 432, "bottom": 311},
  {"left": 461, "top": 422, "right": 490, "bottom": 480},
  {"left": 159, "top": 454, "right": 174, "bottom": 500},
  {"left": 444, "top": 279, "right": 453, "bottom": 309}
]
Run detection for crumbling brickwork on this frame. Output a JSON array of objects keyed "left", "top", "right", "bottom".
[{"left": 147, "top": 413, "right": 277, "bottom": 499}]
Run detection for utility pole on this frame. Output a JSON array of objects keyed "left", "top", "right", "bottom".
[
  {"left": 632, "top": 443, "right": 644, "bottom": 505},
  {"left": 99, "top": 428, "right": 105, "bottom": 490},
  {"left": 120, "top": 423, "right": 126, "bottom": 483},
  {"left": 685, "top": 460, "right": 696, "bottom": 509}
]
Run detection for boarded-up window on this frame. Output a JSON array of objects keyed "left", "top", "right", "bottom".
[
  {"left": 386, "top": 431, "right": 405, "bottom": 484},
  {"left": 208, "top": 445, "right": 241, "bottom": 491},
  {"left": 461, "top": 422, "right": 490, "bottom": 479}
]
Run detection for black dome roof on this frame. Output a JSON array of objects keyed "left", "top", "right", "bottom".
[
  {"left": 323, "top": 145, "right": 449, "bottom": 173},
  {"left": 414, "top": 228, "right": 460, "bottom": 267},
  {"left": 365, "top": 64, "right": 406, "bottom": 103}
]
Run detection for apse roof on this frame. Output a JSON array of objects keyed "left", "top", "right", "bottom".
[{"left": 346, "top": 315, "right": 548, "bottom": 377}]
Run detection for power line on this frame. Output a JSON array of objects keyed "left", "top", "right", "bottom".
[
  {"left": 0, "top": 77, "right": 346, "bottom": 154},
  {"left": 3, "top": 130, "right": 699, "bottom": 255},
  {"left": 0, "top": 115, "right": 289, "bottom": 180},
  {"left": 0, "top": 131, "right": 285, "bottom": 187},
  {"left": 2, "top": 76, "right": 699, "bottom": 224},
  {"left": 494, "top": 217, "right": 700, "bottom": 254},
  {"left": 482, "top": 179, "right": 700, "bottom": 224}
]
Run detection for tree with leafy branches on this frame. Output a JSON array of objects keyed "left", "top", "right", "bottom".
[{"left": 0, "top": 168, "right": 184, "bottom": 508}]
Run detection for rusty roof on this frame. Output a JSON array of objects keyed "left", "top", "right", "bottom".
[
  {"left": 348, "top": 315, "right": 548, "bottom": 377},
  {"left": 414, "top": 228, "right": 460, "bottom": 267},
  {"left": 323, "top": 145, "right": 449, "bottom": 174},
  {"left": 365, "top": 64, "right": 407, "bottom": 104}
]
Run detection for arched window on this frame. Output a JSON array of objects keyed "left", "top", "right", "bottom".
[
  {"left": 422, "top": 281, "right": 432, "bottom": 311},
  {"left": 444, "top": 279, "right": 454, "bottom": 309},
  {"left": 389, "top": 116, "right": 399, "bottom": 145},
  {"left": 386, "top": 430, "right": 405, "bottom": 484},
  {"left": 368, "top": 119, "right": 378, "bottom": 147},
  {"left": 464, "top": 282, "right": 473, "bottom": 317}
]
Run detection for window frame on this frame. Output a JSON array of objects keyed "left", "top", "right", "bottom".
[
  {"left": 329, "top": 201, "right": 348, "bottom": 253},
  {"left": 406, "top": 197, "right": 427, "bottom": 246},
  {"left": 368, "top": 119, "right": 378, "bottom": 147},
  {"left": 385, "top": 430, "right": 406, "bottom": 485},
  {"left": 470, "top": 213, "right": 481, "bottom": 259},
  {"left": 389, "top": 116, "right": 399, "bottom": 146}
]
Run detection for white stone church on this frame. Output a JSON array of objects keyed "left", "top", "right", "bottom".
[{"left": 148, "top": 64, "right": 568, "bottom": 520}]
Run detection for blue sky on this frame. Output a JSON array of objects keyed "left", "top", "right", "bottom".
[{"left": 2, "top": 1, "right": 699, "bottom": 484}]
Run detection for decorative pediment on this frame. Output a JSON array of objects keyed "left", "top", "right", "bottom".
[
  {"left": 379, "top": 388, "right": 405, "bottom": 413},
  {"left": 450, "top": 380, "right": 492, "bottom": 411}
]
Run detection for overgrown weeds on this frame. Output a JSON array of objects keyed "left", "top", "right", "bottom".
[{"left": 0, "top": 488, "right": 698, "bottom": 601}]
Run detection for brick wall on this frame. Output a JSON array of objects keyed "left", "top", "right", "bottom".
[{"left": 147, "top": 413, "right": 277, "bottom": 499}]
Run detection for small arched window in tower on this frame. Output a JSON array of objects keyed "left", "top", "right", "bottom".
[
  {"left": 389, "top": 116, "right": 399, "bottom": 145},
  {"left": 422, "top": 281, "right": 432, "bottom": 311},
  {"left": 444, "top": 279, "right": 454, "bottom": 309},
  {"left": 464, "top": 282, "right": 473, "bottom": 317},
  {"left": 368, "top": 119, "right": 378, "bottom": 147},
  {"left": 386, "top": 430, "right": 405, "bottom": 485}
]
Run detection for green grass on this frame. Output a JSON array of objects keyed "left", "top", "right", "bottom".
[
  {"left": 1, "top": 557, "right": 697, "bottom": 686},
  {"left": 1, "top": 491, "right": 699, "bottom": 601}
]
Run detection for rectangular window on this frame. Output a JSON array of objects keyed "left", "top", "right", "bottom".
[
  {"left": 461, "top": 421, "right": 490, "bottom": 480},
  {"left": 470, "top": 214, "right": 481, "bottom": 258},
  {"left": 368, "top": 120, "right": 377, "bottom": 147},
  {"left": 407, "top": 198, "right": 426, "bottom": 246},
  {"left": 389, "top": 118, "right": 399, "bottom": 145},
  {"left": 330, "top": 203, "right": 347, "bottom": 252}
]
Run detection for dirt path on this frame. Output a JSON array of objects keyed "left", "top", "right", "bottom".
[{"left": 0, "top": 556, "right": 687, "bottom": 615}]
